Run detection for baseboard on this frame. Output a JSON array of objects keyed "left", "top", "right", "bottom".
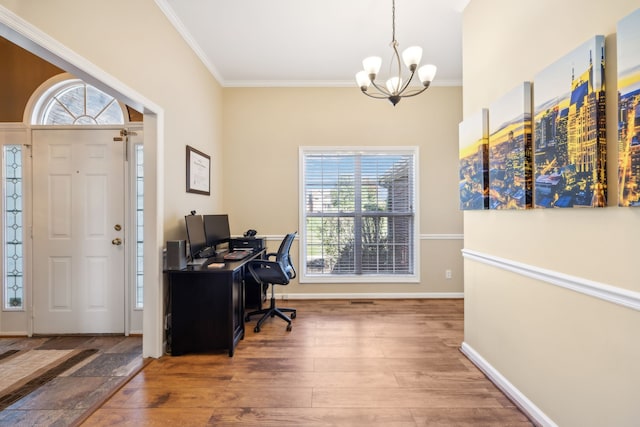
[
  {"left": 0, "top": 332, "right": 29, "bottom": 337},
  {"left": 460, "top": 342, "right": 557, "bottom": 427},
  {"left": 275, "top": 292, "right": 464, "bottom": 300}
]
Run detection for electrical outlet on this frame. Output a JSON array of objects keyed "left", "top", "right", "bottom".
[{"left": 445, "top": 269, "right": 452, "bottom": 279}]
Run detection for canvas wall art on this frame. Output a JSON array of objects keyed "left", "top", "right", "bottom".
[
  {"left": 617, "top": 9, "right": 640, "bottom": 207},
  {"left": 459, "top": 109, "right": 489, "bottom": 210},
  {"left": 488, "top": 82, "right": 533, "bottom": 210},
  {"left": 533, "top": 35, "right": 606, "bottom": 208}
]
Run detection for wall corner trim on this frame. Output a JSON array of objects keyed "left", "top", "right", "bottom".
[
  {"left": 461, "top": 249, "right": 640, "bottom": 312},
  {"left": 460, "top": 342, "right": 558, "bottom": 427}
]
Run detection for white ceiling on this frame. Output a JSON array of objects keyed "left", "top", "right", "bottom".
[{"left": 158, "top": 0, "right": 468, "bottom": 88}]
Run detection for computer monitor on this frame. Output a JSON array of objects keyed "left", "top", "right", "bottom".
[
  {"left": 184, "top": 214, "right": 207, "bottom": 259},
  {"left": 203, "top": 214, "right": 231, "bottom": 250}
]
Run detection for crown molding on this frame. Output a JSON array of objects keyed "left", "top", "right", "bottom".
[
  {"left": 223, "top": 79, "right": 463, "bottom": 88},
  {"left": 154, "top": 0, "right": 225, "bottom": 85},
  {"left": 154, "top": 1, "right": 462, "bottom": 89}
]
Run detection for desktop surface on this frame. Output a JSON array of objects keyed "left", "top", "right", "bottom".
[{"left": 171, "top": 248, "right": 264, "bottom": 272}]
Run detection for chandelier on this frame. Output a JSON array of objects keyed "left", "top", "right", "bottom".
[{"left": 355, "top": 0, "right": 437, "bottom": 106}]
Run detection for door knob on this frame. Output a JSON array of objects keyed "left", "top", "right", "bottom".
[{"left": 112, "top": 238, "right": 123, "bottom": 246}]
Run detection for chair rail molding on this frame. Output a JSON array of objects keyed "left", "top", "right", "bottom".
[
  {"left": 277, "top": 292, "right": 464, "bottom": 300},
  {"left": 462, "top": 249, "right": 640, "bottom": 312},
  {"left": 421, "top": 233, "right": 463, "bottom": 240}
]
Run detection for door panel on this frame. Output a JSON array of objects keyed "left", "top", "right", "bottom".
[{"left": 32, "top": 129, "right": 125, "bottom": 334}]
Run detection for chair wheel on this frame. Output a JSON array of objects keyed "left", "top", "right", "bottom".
[
  {"left": 291, "top": 312, "right": 296, "bottom": 319},
  {"left": 254, "top": 326, "right": 260, "bottom": 333},
  {"left": 245, "top": 316, "right": 251, "bottom": 322},
  {"left": 286, "top": 324, "right": 292, "bottom": 331}
]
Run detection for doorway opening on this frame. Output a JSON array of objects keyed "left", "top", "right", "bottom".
[{"left": 1, "top": 75, "right": 144, "bottom": 334}]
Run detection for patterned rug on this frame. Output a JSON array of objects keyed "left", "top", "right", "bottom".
[
  {"left": 0, "top": 336, "right": 146, "bottom": 426},
  {"left": 0, "top": 348, "right": 98, "bottom": 411}
]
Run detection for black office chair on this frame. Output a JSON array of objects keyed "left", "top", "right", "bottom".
[{"left": 245, "top": 232, "right": 297, "bottom": 332}]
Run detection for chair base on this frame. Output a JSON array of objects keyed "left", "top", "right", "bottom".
[{"left": 245, "top": 296, "right": 296, "bottom": 332}]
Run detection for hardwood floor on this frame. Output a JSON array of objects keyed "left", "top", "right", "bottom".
[{"left": 83, "top": 299, "right": 533, "bottom": 426}]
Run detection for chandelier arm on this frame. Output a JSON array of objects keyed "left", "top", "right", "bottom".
[
  {"left": 360, "top": 90, "right": 392, "bottom": 100},
  {"left": 398, "top": 85, "right": 430, "bottom": 98},
  {"left": 369, "top": 79, "right": 392, "bottom": 97},
  {"left": 391, "top": 43, "right": 403, "bottom": 93},
  {"left": 396, "top": 69, "right": 417, "bottom": 95}
]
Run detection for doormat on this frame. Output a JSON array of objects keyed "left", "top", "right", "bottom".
[{"left": 0, "top": 348, "right": 98, "bottom": 410}]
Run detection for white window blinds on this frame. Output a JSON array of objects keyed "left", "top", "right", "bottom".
[{"left": 300, "top": 147, "right": 418, "bottom": 282}]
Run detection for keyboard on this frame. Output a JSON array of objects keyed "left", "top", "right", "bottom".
[{"left": 223, "top": 250, "right": 252, "bottom": 261}]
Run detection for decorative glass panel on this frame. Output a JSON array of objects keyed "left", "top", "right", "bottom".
[
  {"left": 43, "top": 100, "right": 75, "bottom": 125},
  {"left": 135, "top": 144, "right": 144, "bottom": 308},
  {"left": 40, "top": 81, "right": 124, "bottom": 126},
  {"left": 3, "top": 145, "right": 23, "bottom": 309}
]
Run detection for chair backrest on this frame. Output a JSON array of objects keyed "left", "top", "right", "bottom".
[
  {"left": 275, "top": 232, "right": 297, "bottom": 279},
  {"left": 247, "top": 232, "right": 297, "bottom": 286}
]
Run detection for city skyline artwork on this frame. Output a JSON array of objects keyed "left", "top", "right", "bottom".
[{"left": 533, "top": 35, "right": 607, "bottom": 208}]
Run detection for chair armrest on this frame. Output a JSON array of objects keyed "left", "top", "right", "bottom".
[{"left": 247, "top": 259, "right": 291, "bottom": 285}]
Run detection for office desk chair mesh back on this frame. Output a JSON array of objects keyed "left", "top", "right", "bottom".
[{"left": 246, "top": 232, "right": 297, "bottom": 332}]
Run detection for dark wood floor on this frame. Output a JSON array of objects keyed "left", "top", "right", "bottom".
[{"left": 83, "top": 299, "right": 532, "bottom": 426}]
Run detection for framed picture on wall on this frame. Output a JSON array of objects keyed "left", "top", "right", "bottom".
[
  {"left": 459, "top": 108, "right": 490, "bottom": 210},
  {"left": 533, "top": 35, "right": 607, "bottom": 208},
  {"left": 186, "top": 145, "right": 210, "bottom": 195},
  {"left": 488, "top": 82, "right": 533, "bottom": 210},
  {"left": 617, "top": 9, "right": 640, "bottom": 207}
]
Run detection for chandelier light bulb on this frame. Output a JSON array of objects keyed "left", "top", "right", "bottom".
[
  {"left": 362, "top": 56, "right": 382, "bottom": 78},
  {"left": 402, "top": 46, "right": 423, "bottom": 71},
  {"left": 355, "top": 71, "right": 371, "bottom": 90},
  {"left": 418, "top": 64, "right": 437, "bottom": 85},
  {"left": 386, "top": 77, "right": 403, "bottom": 95}
]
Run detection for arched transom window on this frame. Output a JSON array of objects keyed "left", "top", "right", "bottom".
[{"left": 34, "top": 79, "right": 124, "bottom": 125}]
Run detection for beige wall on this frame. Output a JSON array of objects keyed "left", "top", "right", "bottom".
[
  {"left": 463, "top": 1, "right": 640, "bottom": 425},
  {"left": 0, "top": 0, "right": 223, "bottom": 355},
  {"left": 223, "top": 87, "right": 463, "bottom": 295},
  {"left": 0, "top": 1, "right": 463, "bottom": 355},
  {"left": 0, "top": 0, "right": 225, "bottom": 239}
]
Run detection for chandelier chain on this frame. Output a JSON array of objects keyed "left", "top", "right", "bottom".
[{"left": 391, "top": 0, "right": 396, "bottom": 45}]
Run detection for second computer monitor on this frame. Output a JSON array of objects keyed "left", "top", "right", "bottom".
[{"left": 203, "top": 214, "right": 231, "bottom": 249}]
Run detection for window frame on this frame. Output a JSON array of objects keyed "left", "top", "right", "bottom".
[
  {"left": 31, "top": 78, "right": 125, "bottom": 126},
  {"left": 298, "top": 146, "right": 420, "bottom": 284}
]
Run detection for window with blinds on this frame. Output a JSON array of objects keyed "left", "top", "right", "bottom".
[{"left": 300, "top": 147, "right": 419, "bottom": 283}]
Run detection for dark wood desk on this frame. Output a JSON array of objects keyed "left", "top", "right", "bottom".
[{"left": 164, "top": 249, "right": 264, "bottom": 357}]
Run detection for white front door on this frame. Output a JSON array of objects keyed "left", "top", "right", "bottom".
[{"left": 32, "top": 128, "right": 125, "bottom": 334}]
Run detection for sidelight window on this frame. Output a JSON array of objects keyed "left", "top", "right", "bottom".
[{"left": 2, "top": 145, "right": 24, "bottom": 309}]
